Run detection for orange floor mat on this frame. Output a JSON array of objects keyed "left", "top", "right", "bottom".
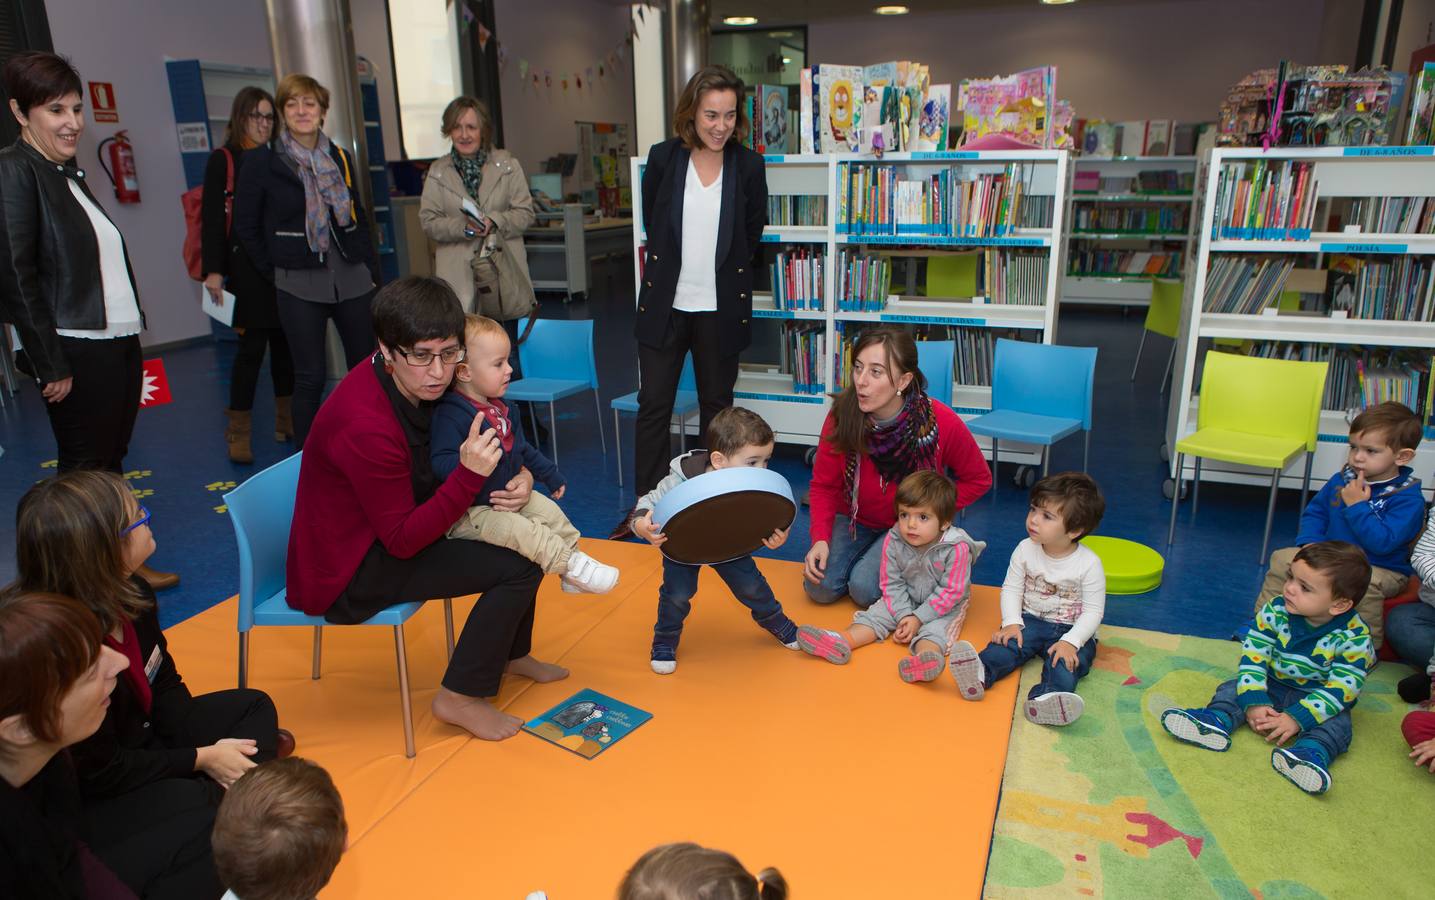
[{"left": 165, "top": 540, "right": 1015, "bottom": 898}]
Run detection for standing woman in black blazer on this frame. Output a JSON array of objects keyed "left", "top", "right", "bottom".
[
  {"left": 632, "top": 65, "right": 767, "bottom": 496},
  {"left": 201, "top": 86, "right": 295, "bottom": 464},
  {"left": 234, "top": 73, "right": 378, "bottom": 449}
]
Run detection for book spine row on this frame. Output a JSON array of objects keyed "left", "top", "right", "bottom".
[
  {"left": 832, "top": 322, "right": 997, "bottom": 389},
  {"left": 767, "top": 195, "right": 828, "bottom": 227},
  {"left": 1212, "top": 160, "right": 1317, "bottom": 240},
  {"left": 1202, "top": 254, "right": 1296, "bottom": 314},
  {"left": 1237, "top": 342, "right": 1435, "bottom": 433},
  {"left": 781, "top": 322, "right": 827, "bottom": 394},
  {"left": 769, "top": 250, "right": 826, "bottom": 310},
  {"left": 836, "top": 163, "right": 1034, "bottom": 237},
  {"left": 835, "top": 249, "right": 893, "bottom": 311},
  {"left": 978, "top": 250, "right": 1048, "bottom": 306},
  {"left": 1349, "top": 256, "right": 1435, "bottom": 321},
  {"left": 1071, "top": 204, "right": 1188, "bottom": 234},
  {"left": 1067, "top": 249, "right": 1181, "bottom": 278},
  {"left": 1346, "top": 195, "right": 1435, "bottom": 235}
]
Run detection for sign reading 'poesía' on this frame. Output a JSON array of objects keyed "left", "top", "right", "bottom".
[{"left": 1319, "top": 242, "right": 1409, "bottom": 254}]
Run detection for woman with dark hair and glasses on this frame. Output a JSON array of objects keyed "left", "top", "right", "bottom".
[
  {"left": 0, "top": 51, "right": 178, "bottom": 592},
  {"left": 13, "top": 471, "right": 293, "bottom": 900},
  {"left": 201, "top": 86, "right": 295, "bottom": 464},
  {"left": 627, "top": 64, "right": 768, "bottom": 508},
  {"left": 287, "top": 276, "right": 561, "bottom": 742}
]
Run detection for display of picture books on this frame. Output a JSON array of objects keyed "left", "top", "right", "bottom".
[
  {"left": 758, "top": 84, "right": 789, "bottom": 154},
  {"left": 522, "top": 689, "right": 652, "bottom": 760},
  {"left": 1406, "top": 62, "right": 1435, "bottom": 145},
  {"left": 914, "top": 84, "right": 951, "bottom": 152},
  {"left": 768, "top": 249, "right": 825, "bottom": 310},
  {"left": 1201, "top": 254, "right": 1296, "bottom": 314},
  {"left": 799, "top": 60, "right": 936, "bottom": 154},
  {"left": 1211, "top": 160, "right": 1318, "bottom": 240},
  {"left": 837, "top": 162, "right": 1037, "bottom": 237},
  {"left": 956, "top": 67, "right": 1061, "bottom": 149},
  {"left": 1217, "top": 63, "right": 1394, "bottom": 148},
  {"left": 816, "top": 64, "right": 864, "bottom": 153}
]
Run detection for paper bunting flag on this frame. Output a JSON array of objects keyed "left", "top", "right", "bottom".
[
  {"left": 477, "top": 22, "right": 491, "bottom": 51},
  {"left": 497, "top": 44, "right": 508, "bottom": 69}
]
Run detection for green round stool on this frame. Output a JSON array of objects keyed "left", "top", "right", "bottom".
[{"left": 1083, "top": 536, "right": 1164, "bottom": 595}]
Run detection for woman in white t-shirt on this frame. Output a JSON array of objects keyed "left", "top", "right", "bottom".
[
  {"left": 627, "top": 65, "right": 768, "bottom": 502},
  {"left": 0, "top": 51, "right": 178, "bottom": 591}
]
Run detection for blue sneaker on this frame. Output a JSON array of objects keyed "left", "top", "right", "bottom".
[
  {"left": 1160, "top": 708, "right": 1232, "bottom": 751},
  {"left": 1271, "top": 745, "right": 1331, "bottom": 795}
]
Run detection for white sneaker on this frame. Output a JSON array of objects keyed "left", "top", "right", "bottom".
[
  {"left": 561, "top": 550, "right": 619, "bottom": 594},
  {"left": 784, "top": 640, "right": 800, "bottom": 650},
  {"left": 650, "top": 659, "right": 677, "bottom": 675},
  {"left": 949, "top": 640, "right": 986, "bottom": 700}
]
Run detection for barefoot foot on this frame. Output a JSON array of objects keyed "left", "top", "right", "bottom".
[
  {"left": 505, "top": 655, "right": 570, "bottom": 683},
  {"left": 432, "top": 688, "right": 523, "bottom": 741}
]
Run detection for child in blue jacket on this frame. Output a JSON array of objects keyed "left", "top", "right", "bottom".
[
  {"left": 432, "top": 315, "right": 619, "bottom": 593},
  {"left": 1252, "top": 401, "right": 1423, "bottom": 649}
]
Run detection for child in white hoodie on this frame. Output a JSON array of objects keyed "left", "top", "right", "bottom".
[{"left": 797, "top": 470, "right": 984, "bottom": 683}]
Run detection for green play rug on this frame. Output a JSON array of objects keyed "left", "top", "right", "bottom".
[{"left": 983, "top": 625, "right": 1433, "bottom": 899}]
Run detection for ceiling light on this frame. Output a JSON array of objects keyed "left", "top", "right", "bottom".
[
  {"left": 782, "top": 57, "right": 792, "bottom": 64},
  {"left": 1040, "top": 0, "right": 1079, "bottom": 5},
  {"left": 873, "top": 5, "right": 909, "bottom": 13},
  {"left": 722, "top": 16, "right": 758, "bottom": 25}
]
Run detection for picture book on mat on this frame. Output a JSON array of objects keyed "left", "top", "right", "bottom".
[{"left": 522, "top": 689, "right": 653, "bottom": 760}]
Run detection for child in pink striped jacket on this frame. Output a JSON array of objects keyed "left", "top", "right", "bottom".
[{"left": 797, "top": 471, "right": 984, "bottom": 682}]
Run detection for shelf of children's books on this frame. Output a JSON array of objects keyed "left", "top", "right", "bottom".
[
  {"left": 1197, "top": 313, "right": 1435, "bottom": 348},
  {"left": 760, "top": 227, "right": 829, "bottom": 244},
  {"left": 834, "top": 150, "right": 1068, "bottom": 163},
  {"left": 835, "top": 298, "right": 1047, "bottom": 329},
  {"left": 1073, "top": 193, "right": 1194, "bottom": 202},
  {"left": 836, "top": 232, "right": 1053, "bottom": 248},
  {"left": 1206, "top": 234, "right": 1435, "bottom": 254},
  {"left": 1078, "top": 155, "right": 1198, "bottom": 163},
  {"left": 1072, "top": 231, "right": 1192, "bottom": 241},
  {"left": 751, "top": 294, "right": 827, "bottom": 321}
]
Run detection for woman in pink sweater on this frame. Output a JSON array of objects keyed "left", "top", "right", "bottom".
[{"left": 804, "top": 326, "right": 991, "bottom": 608}]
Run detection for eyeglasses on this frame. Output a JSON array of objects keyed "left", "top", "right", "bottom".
[
  {"left": 122, "top": 505, "right": 151, "bottom": 535},
  {"left": 395, "top": 345, "right": 466, "bottom": 367},
  {"left": 248, "top": 112, "right": 276, "bottom": 123}
]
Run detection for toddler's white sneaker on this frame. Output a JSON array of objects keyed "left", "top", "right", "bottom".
[{"left": 561, "top": 550, "right": 619, "bottom": 594}]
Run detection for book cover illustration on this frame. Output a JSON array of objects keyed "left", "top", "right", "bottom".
[
  {"left": 817, "top": 64, "right": 863, "bottom": 152},
  {"left": 761, "top": 85, "right": 789, "bottom": 154},
  {"left": 799, "top": 68, "right": 815, "bottom": 154},
  {"left": 957, "top": 66, "right": 1055, "bottom": 148},
  {"left": 914, "top": 83, "right": 950, "bottom": 152},
  {"left": 522, "top": 689, "right": 653, "bottom": 760}
]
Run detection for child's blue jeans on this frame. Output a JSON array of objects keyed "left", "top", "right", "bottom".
[
  {"left": 654, "top": 556, "right": 785, "bottom": 648},
  {"left": 977, "top": 613, "right": 1098, "bottom": 700},
  {"left": 1203, "top": 677, "right": 1354, "bottom": 764}
]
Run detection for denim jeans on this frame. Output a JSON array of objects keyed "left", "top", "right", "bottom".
[
  {"left": 1204, "top": 677, "right": 1353, "bottom": 764},
  {"left": 1385, "top": 601, "right": 1435, "bottom": 671},
  {"left": 654, "top": 556, "right": 784, "bottom": 648},
  {"left": 978, "top": 613, "right": 1098, "bottom": 700},
  {"left": 803, "top": 515, "right": 884, "bottom": 608}
]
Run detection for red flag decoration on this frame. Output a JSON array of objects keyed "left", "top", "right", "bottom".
[{"left": 140, "top": 358, "right": 172, "bottom": 407}]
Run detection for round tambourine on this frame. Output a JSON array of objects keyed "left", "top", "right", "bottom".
[{"left": 650, "top": 467, "right": 797, "bottom": 565}]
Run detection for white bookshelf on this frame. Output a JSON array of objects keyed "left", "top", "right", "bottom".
[
  {"left": 1165, "top": 145, "right": 1435, "bottom": 497},
  {"left": 1063, "top": 155, "right": 1198, "bottom": 308},
  {"left": 630, "top": 149, "right": 1072, "bottom": 463}
]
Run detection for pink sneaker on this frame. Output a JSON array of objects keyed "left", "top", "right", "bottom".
[
  {"left": 797, "top": 626, "right": 852, "bottom": 665},
  {"left": 899, "top": 651, "right": 945, "bottom": 683}
]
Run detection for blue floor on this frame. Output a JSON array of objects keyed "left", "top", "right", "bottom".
[{"left": 0, "top": 287, "right": 1297, "bottom": 637}]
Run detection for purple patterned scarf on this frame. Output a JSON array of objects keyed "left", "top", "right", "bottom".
[
  {"left": 279, "top": 129, "right": 353, "bottom": 253},
  {"left": 843, "top": 385, "right": 940, "bottom": 523}
]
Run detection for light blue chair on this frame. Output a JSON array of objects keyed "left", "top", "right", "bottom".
[
  {"left": 916, "top": 340, "right": 954, "bottom": 408},
  {"left": 506, "top": 318, "right": 605, "bottom": 466},
  {"left": 225, "top": 453, "right": 454, "bottom": 759},
  {"left": 610, "top": 353, "right": 698, "bottom": 487},
  {"left": 964, "top": 338, "right": 1098, "bottom": 489}
]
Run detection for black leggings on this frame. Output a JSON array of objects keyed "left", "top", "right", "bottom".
[
  {"left": 44, "top": 335, "right": 142, "bottom": 474},
  {"left": 275, "top": 289, "right": 374, "bottom": 448},
  {"left": 328, "top": 538, "right": 543, "bottom": 697},
  {"left": 84, "top": 688, "right": 279, "bottom": 900},
  {"left": 229, "top": 326, "right": 295, "bottom": 411}
]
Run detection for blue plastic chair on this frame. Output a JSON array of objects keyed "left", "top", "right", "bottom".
[
  {"left": 610, "top": 353, "right": 698, "bottom": 487},
  {"left": 506, "top": 318, "right": 605, "bottom": 466},
  {"left": 916, "top": 340, "right": 954, "bottom": 408},
  {"left": 224, "top": 453, "right": 454, "bottom": 759},
  {"left": 963, "top": 338, "right": 1098, "bottom": 489}
]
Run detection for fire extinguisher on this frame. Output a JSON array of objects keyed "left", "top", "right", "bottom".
[{"left": 97, "top": 130, "right": 141, "bottom": 204}]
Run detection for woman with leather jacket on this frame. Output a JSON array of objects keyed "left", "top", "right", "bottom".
[
  {"left": 0, "top": 51, "right": 179, "bottom": 592},
  {"left": 233, "top": 73, "right": 378, "bottom": 449}
]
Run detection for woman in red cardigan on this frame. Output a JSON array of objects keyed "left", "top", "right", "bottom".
[
  {"left": 804, "top": 326, "right": 992, "bottom": 608},
  {"left": 287, "top": 276, "right": 563, "bottom": 742}
]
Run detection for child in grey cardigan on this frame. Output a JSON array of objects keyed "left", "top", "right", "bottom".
[{"left": 798, "top": 470, "right": 984, "bottom": 682}]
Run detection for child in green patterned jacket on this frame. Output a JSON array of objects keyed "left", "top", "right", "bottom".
[{"left": 1160, "top": 541, "right": 1375, "bottom": 795}]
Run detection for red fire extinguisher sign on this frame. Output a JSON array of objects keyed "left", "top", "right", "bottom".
[{"left": 88, "top": 82, "right": 118, "bottom": 123}]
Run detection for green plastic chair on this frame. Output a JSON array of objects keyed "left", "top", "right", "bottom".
[
  {"left": 1083, "top": 535, "right": 1164, "bottom": 595},
  {"left": 1166, "top": 351, "right": 1329, "bottom": 565},
  {"left": 925, "top": 254, "right": 979, "bottom": 298},
  {"left": 1130, "top": 278, "right": 1182, "bottom": 390}
]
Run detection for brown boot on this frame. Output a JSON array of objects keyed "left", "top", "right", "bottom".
[
  {"left": 136, "top": 563, "right": 180, "bottom": 591},
  {"left": 225, "top": 409, "right": 254, "bottom": 464},
  {"left": 274, "top": 396, "right": 294, "bottom": 442}
]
